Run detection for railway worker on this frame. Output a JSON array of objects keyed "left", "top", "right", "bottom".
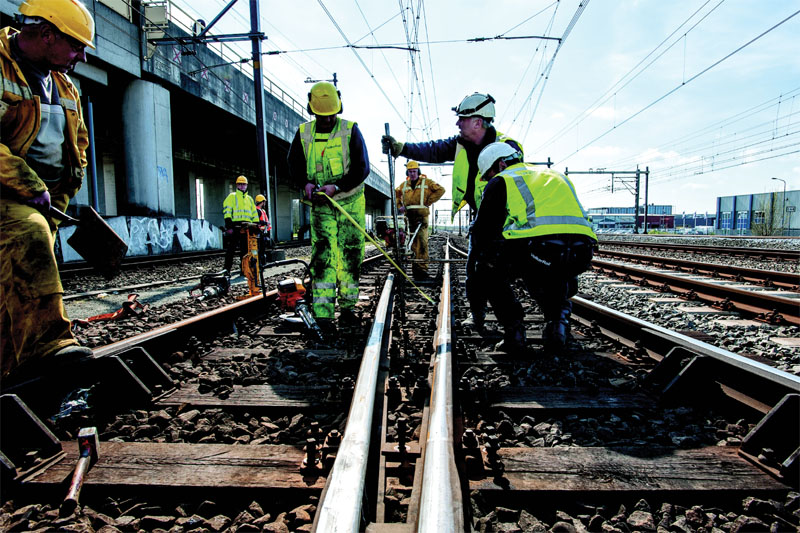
[
  {"left": 395, "top": 160, "right": 445, "bottom": 279},
  {"left": 254, "top": 193, "right": 272, "bottom": 245},
  {"left": 287, "top": 82, "right": 370, "bottom": 331},
  {"left": 471, "top": 143, "right": 597, "bottom": 353},
  {"left": 0, "top": 0, "right": 96, "bottom": 381},
  {"left": 382, "top": 92, "right": 522, "bottom": 333},
  {"left": 222, "top": 175, "right": 258, "bottom": 274}
]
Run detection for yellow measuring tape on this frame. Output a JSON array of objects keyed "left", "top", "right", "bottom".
[{"left": 312, "top": 192, "right": 435, "bottom": 304}]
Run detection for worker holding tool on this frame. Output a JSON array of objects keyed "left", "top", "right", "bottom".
[
  {"left": 222, "top": 175, "right": 258, "bottom": 274},
  {"left": 395, "top": 161, "right": 445, "bottom": 279},
  {"left": 287, "top": 82, "right": 370, "bottom": 332},
  {"left": 471, "top": 143, "right": 597, "bottom": 354},
  {"left": 382, "top": 93, "right": 522, "bottom": 332},
  {"left": 0, "top": 0, "right": 96, "bottom": 381}
]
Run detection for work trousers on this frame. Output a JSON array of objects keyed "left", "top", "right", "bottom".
[
  {"left": 407, "top": 213, "right": 429, "bottom": 274},
  {"left": 476, "top": 235, "right": 595, "bottom": 332},
  {"left": 465, "top": 221, "right": 487, "bottom": 319},
  {"left": 223, "top": 226, "right": 250, "bottom": 273},
  {"left": 1, "top": 199, "right": 77, "bottom": 378},
  {"left": 310, "top": 192, "right": 365, "bottom": 319}
]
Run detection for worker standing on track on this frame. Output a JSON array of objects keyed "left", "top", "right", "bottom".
[
  {"left": 255, "top": 193, "right": 272, "bottom": 266},
  {"left": 0, "top": 0, "right": 96, "bottom": 381},
  {"left": 471, "top": 142, "right": 597, "bottom": 353},
  {"left": 222, "top": 175, "right": 258, "bottom": 274},
  {"left": 287, "top": 82, "right": 370, "bottom": 332},
  {"left": 395, "top": 160, "right": 445, "bottom": 279},
  {"left": 382, "top": 92, "right": 522, "bottom": 333}
]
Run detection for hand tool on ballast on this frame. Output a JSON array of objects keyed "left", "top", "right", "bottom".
[
  {"left": 60, "top": 427, "right": 99, "bottom": 516},
  {"left": 189, "top": 271, "right": 231, "bottom": 301},
  {"left": 50, "top": 206, "right": 128, "bottom": 278},
  {"left": 277, "top": 278, "right": 325, "bottom": 343}
]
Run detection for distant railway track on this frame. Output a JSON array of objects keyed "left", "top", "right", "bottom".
[
  {"left": 600, "top": 240, "right": 800, "bottom": 261},
  {"left": 595, "top": 249, "right": 800, "bottom": 290},
  {"left": 2, "top": 236, "right": 798, "bottom": 532}
]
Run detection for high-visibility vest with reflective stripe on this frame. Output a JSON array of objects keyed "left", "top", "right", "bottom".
[
  {"left": 399, "top": 176, "right": 431, "bottom": 209},
  {"left": 222, "top": 190, "right": 258, "bottom": 223},
  {"left": 500, "top": 163, "right": 597, "bottom": 241},
  {"left": 451, "top": 131, "right": 519, "bottom": 220},
  {"left": 299, "top": 118, "right": 354, "bottom": 186}
]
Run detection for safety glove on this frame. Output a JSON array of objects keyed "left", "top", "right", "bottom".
[
  {"left": 381, "top": 135, "right": 404, "bottom": 157},
  {"left": 304, "top": 182, "right": 316, "bottom": 200},
  {"left": 27, "top": 190, "right": 51, "bottom": 214}
]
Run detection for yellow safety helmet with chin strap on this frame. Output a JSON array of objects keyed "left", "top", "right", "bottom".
[
  {"left": 255, "top": 194, "right": 266, "bottom": 203},
  {"left": 19, "top": 0, "right": 95, "bottom": 49},
  {"left": 405, "top": 160, "right": 420, "bottom": 170},
  {"left": 307, "top": 82, "right": 342, "bottom": 116},
  {"left": 236, "top": 176, "right": 248, "bottom": 185}
]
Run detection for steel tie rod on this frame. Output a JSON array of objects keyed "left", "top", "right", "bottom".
[{"left": 313, "top": 274, "right": 395, "bottom": 532}]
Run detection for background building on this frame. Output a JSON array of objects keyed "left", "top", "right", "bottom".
[{"left": 716, "top": 190, "right": 799, "bottom": 236}]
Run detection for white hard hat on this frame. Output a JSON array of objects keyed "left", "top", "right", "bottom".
[
  {"left": 478, "top": 142, "right": 520, "bottom": 179},
  {"left": 452, "top": 93, "right": 496, "bottom": 120}
]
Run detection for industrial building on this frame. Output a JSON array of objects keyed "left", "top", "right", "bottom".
[
  {"left": 716, "top": 189, "right": 799, "bottom": 236},
  {"left": 0, "top": 0, "right": 394, "bottom": 262}
]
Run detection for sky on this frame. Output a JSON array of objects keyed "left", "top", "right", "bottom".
[{"left": 172, "top": 0, "right": 800, "bottom": 216}]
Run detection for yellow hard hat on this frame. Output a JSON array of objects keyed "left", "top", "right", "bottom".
[
  {"left": 405, "top": 161, "right": 420, "bottom": 170},
  {"left": 20, "top": 0, "right": 95, "bottom": 49},
  {"left": 236, "top": 175, "right": 248, "bottom": 185},
  {"left": 307, "top": 82, "right": 342, "bottom": 116},
  {"left": 255, "top": 194, "right": 266, "bottom": 203}
]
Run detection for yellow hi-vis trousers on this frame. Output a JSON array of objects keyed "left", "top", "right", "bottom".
[{"left": 1, "top": 199, "right": 78, "bottom": 378}]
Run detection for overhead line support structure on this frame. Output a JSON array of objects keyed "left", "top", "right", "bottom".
[
  {"left": 565, "top": 167, "right": 650, "bottom": 233},
  {"left": 146, "top": 0, "right": 275, "bottom": 244}
]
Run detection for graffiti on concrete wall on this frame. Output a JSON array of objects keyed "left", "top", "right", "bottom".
[{"left": 58, "top": 216, "right": 222, "bottom": 263}]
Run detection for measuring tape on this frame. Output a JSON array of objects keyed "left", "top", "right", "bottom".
[{"left": 310, "top": 192, "right": 435, "bottom": 304}]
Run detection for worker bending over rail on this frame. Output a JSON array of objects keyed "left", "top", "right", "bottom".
[
  {"left": 395, "top": 160, "right": 445, "bottom": 279},
  {"left": 471, "top": 143, "right": 597, "bottom": 354},
  {"left": 1, "top": 0, "right": 96, "bottom": 380},
  {"left": 382, "top": 92, "right": 522, "bottom": 332},
  {"left": 287, "top": 82, "right": 370, "bottom": 333}
]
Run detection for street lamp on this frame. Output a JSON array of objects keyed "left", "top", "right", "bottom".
[{"left": 772, "top": 177, "right": 787, "bottom": 234}]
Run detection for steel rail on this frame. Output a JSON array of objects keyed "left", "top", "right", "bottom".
[
  {"left": 595, "top": 249, "right": 800, "bottom": 289},
  {"left": 592, "top": 259, "right": 800, "bottom": 325},
  {"left": 417, "top": 243, "right": 463, "bottom": 533},
  {"left": 571, "top": 296, "right": 800, "bottom": 396},
  {"left": 313, "top": 274, "right": 395, "bottom": 533},
  {"left": 600, "top": 240, "right": 800, "bottom": 260}
]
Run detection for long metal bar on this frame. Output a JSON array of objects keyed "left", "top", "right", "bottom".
[
  {"left": 249, "top": 0, "right": 274, "bottom": 244},
  {"left": 85, "top": 97, "right": 99, "bottom": 212},
  {"left": 418, "top": 244, "right": 462, "bottom": 532},
  {"left": 313, "top": 275, "right": 395, "bottom": 532},
  {"left": 196, "top": 0, "right": 239, "bottom": 38}
]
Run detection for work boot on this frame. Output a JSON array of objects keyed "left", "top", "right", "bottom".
[
  {"left": 316, "top": 318, "right": 338, "bottom": 339},
  {"left": 494, "top": 322, "right": 526, "bottom": 355},
  {"left": 412, "top": 269, "right": 429, "bottom": 280},
  {"left": 460, "top": 311, "right": 486, "bottom": 334},
  {"left": 542, "top": 319, "right": 570, "bottom": 351}
]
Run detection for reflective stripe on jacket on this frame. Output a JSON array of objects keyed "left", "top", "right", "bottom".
[
  {"left": 451, "top": 131, "right": 519, "bottom": 219},
  {"left": 0, "top": 27, "right": 88, "bottom": 202},
  {"left": 395, "top": 175, "right": 446, "bottom": 216},
  {"left": 223, "top": 190, "right": 258, "bottom": 223},
  {"left": 501, "top": 163, "right": 597, "bottom": 241},
  {"left": 299, "top": 118, "right": 354, "bottom": 186}
]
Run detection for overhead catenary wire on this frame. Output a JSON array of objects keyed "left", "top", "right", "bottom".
[{"left": 555, "top": 8, "right": 800, "bottom": 165}]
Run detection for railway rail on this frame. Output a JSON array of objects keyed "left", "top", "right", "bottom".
[
  {"left": 600, "top": 240, "right": 800, "bottom": 261},
  {"left": 595, "top": 249, "right": 800, "bottom": 290},
  {"left": 2, "top": 234, "right": 798, "bottom": 532},
  {"left": 591, "top": 258, "right": 800, "bottom": 326}
]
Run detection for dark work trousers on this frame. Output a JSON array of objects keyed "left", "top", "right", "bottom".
[
  {"left": 224, "top": 227, "right": 250, "bottom": 273},
  {"left": 477, "top": 234, "right": 596, "bottom": 332},
  {"left": 465, "top": 220, "right": 488, "bottom": 320}
]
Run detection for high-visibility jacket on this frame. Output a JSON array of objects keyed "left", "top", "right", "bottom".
[
  {"left": 222, "top": 190, "right": 258, "bottom": 224},
  {"left": 299, "top": 118, "right": 354, "bottom": 186},
  {"left": 500, "top": 163, "right": 597, "bottom": 241},
  {"left": 395, "top": 175, "right": 446, "bottom": 217},
  {"left": 0, "top": 27, "right": 88, "bottom": 204},
  {"left": 451, "top": 131, "right": 519, "bottom": 219}
]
